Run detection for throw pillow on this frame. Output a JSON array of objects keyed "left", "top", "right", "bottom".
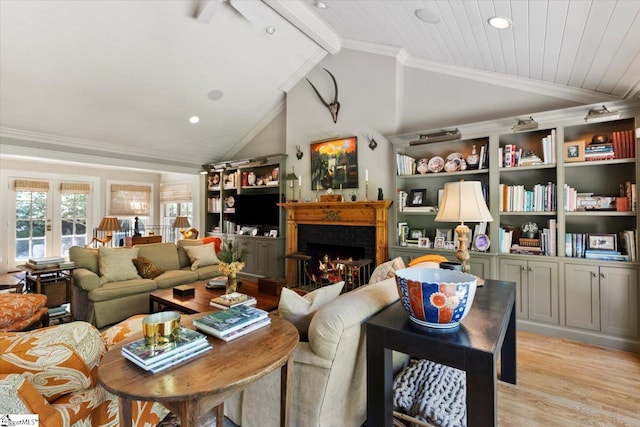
[
  {"left": 278, "top": 281, "right": 345, "bottom": 335},
  {"left": 98, "top": 247, "right": 140, "bottom": 284},
  {"left": 369, "top": 257, "right": 406, "bottom": 284},
  {"left": 183, "top": 243, "right": 219, "bottom": 271},
  {"left": 132, "top": 256, "right": 165, "bottom": 279}
]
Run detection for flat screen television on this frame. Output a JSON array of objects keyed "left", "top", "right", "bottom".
[{"left": 234, "top": 193, "right": 281, "bottom": 227}]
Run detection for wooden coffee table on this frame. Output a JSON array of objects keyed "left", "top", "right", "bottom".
[
  {"left": 98, "top": 313, "right": 298, "bottom": 427},
  {"left": 149, "top": 278, "right": 280, "bottom": 314}
]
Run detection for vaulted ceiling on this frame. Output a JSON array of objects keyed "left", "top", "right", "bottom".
[{"left": 1, "top": 1, "right": 639, "bottom": 173}]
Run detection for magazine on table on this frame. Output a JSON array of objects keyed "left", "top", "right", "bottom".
[
  {"left": 121, "top": 327, "right": 208, "bottom": 366},
  {"left": 208, "top": 317, "right": 271, "bottom": 342},
  {"left": 192, "top": 305, "right": 268, "bottom": 338},
  {"left": 123, "top": 341, "right": 212, "bottom": 374}
]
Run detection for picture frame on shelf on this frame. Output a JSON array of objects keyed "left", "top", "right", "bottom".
[
  {"left": 435, "top": 228, "right": 452, "bottom": 241},
  {"left": 586, "top": 234, "right": 617, "bottom": 251},
  {"left": 408, "top": 228, "right": 426, "bottom": 241},
  {"left": 563, "top": 140, "right": 585, "bottom": 162},
  {"left": 408, "top": 189, "right": 427, "bottom": 206},
  {"left": 418, "top": 237, "right": 430, "bottom": 248},
  {"left": 310, "top": 136, "right": 358, "bottom": 190},
  {"left": 444, "top": 241, "right": 455, "bottom": 250},
  {"left": 434, "top": 237, "right": 445, "bottom": 249},
  {"left": 269, "top": 230, "right": 278, "bottom": 238}
]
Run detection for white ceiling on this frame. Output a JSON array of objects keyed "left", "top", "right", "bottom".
[{"left": 1, "top": 0, "right": 639, "bottom": 173}]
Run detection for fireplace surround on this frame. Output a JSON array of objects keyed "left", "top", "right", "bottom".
[{"left": 279, "top": 200, "right": 392, "bottom": 285}]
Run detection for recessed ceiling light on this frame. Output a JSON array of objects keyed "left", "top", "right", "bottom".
[
  {"left": 189, "top": 116, "right": 200, "bottom": 124},
  {"left": 265, "top": 25, "right": 276, "bottom": 35},
  {"left": 207, "top": 90, "right": 224, "bottom": 101},
  {"left": 314, "top": 1, "right": 327, "bottom": 9},
  {"left": 488, "top": 16, "right": 512, "bottom": 29},
  {"left": 415, "top": 8, "right": 440, "bottom": 24}
]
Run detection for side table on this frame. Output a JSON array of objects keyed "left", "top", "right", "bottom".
[
  {"left": 16, "top": 264, "right": 76, "bottom": 322},
  {"left": 366, "top": 278, "right": 516, "bottom": 427}
]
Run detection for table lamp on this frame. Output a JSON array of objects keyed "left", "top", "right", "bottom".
[
  {"left": 435, "top": 180, "right": 493, "bottom": 273},
  {"left": 87, "top": 216, "right": 121, "bottom": 247},
  {"left": 173, "top": 216, "right": 193, "bottom": 239}
]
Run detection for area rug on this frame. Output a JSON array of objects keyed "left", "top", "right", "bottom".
[
  {"left": 157, "top": 413, "right": 238, "bottom": 427},
  {"left": 393, "top": 359, "right": 466, "bottom": 427}
]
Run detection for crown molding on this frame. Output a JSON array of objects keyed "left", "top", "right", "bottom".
[{"left": 0, "top": 128, "right": 201, "bottom": 173}]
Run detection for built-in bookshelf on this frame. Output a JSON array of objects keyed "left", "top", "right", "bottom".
[{"left": 388, "top": 99, "right": 640, "bottom": 352}]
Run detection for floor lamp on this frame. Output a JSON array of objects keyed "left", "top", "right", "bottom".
[{"left": 435, "top": 180, "right": 493, "bottom": 274}]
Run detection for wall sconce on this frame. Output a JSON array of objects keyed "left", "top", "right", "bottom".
[
  {"left": 410, "top": 128, "right": 461, "bottom": 146},
  {"left": 368, "top": 136, "right": 378, "bottom": 150},
  {"left": 512, "top": 116, "right": 538, "bottom": 132},
  {"left": 173, "top": 216, "right": 193, "bottom": 239},
  {"left": 585, "top": 105, "right": 619, "bottom": 123},
  {"left": 87, "top": 216, "right": 121, "bottom": 247},
  {"left": 435, "top": 180, "right": 493, "bottom": 274},
  {"left": 285, "top": 169, "right": 298, "bottom": 202}
]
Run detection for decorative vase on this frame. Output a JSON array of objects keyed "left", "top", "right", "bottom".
[
  {"left": 466, "top": 145, "right": 479, "bottom": 169},
  {"left": 226, "top": 272, "right": 237, "bottom": 294}
]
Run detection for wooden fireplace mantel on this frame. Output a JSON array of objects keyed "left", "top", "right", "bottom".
[{"left": 279, "top": 200, "right": 392, "bottom": 285}]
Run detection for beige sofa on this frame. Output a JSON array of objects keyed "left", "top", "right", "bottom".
[
  {"left": 224, "top": 276, "right": 402, "bottom": 427},
  {"left": 69, "top": 240, "right": 223, "bottom": 328}
]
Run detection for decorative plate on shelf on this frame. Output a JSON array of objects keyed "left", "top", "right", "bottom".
[
  {"left": 427, "top": 156, "right": 444, "bottom": 173},
  {"left": 225, "top": 196, "right": 235, "bottom": 208},
  {"left": 416, "top": 158, "right": 429, "bottom": 174},
  {"left": 445, "top": 152, "right": 467, "bottom": 171}
]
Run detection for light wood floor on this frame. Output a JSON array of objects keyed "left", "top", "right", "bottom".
[{"left": 497, "top": 330, "right": 640, "bottom": 426}]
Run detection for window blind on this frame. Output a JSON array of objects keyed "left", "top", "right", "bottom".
[
  {"left": 160, "top": 182, "right": 192, "bottom": 203},
  {"left": 109, "top": 184, "right": 151, "bottom": 216},
  {"left": 14, "top": 180, "right": 49, "bottom": 192},
  {"left": 60, "top": 182, "right": 91, "bottom": 194}
]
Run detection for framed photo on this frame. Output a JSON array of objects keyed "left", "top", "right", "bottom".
[
  {"left": 418, "top": 237, "right": 430, "bottom": 247},
  {"left": 564, "top": 140, "right": 585, "bottom": 162},
  {"left": 586, "top": 234, "right": 617, "bottom": 251},
  {"left": 435, "top": 228, "right": 452, "bottom": 241},
  {"left": 444, "top": 241, "right": 456, "bottom": 250},
  {"left": 408, "top": 189, "right": 427, "bottom": 206},
  {"left": 310, "top": 136, "right": 358, "bottom": 190},
  {"left": 269, "top": 229, "right": 278, "bottom": 238},
  {"left": 434, "top": 237, "right": 445, "bottom": 249},
  {"left": 409, "top": 228, "right": 425, "bottom": 240}
]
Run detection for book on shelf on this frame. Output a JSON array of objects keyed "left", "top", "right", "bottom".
[
  {"left": 28, "top": 256, "right": 65, "bottom": 265},
  {"left": 210, "top": 292, "right": 257, "bottom": 309},
  {"left": 584, "top": 251, "right": 630, "bottom": 261},
  {"left": 216, "top": 317, "right": 271, "bottom": 342},
  {"left": 123, "top": 341, "right": 212, "bottom": 374},
  {"left": 192, "top": 305, "right": 269, "bottom": 339}
]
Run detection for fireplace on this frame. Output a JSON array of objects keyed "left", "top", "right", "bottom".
[{"left": 279, "top": 200, "right": 392, "bottom": 285}]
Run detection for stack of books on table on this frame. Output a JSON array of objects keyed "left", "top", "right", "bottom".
[
  {"left": 209, "top": 292, "right": 256, "bottom": 309},
  {"left": 25, "top": 256, "right": 66, "bottom": 270},
  {"left": 121, "top": 327, "right": 211, "bottom": 374},
  {"left": 193, "top": 305, "right": 270, "bottom": 342}
]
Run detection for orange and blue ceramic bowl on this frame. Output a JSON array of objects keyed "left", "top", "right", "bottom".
[{"left": 395, "top": 268, "right": 477, "bottom": 329}]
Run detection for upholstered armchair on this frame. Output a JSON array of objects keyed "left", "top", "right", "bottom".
[{"left": 0, "top": 319, "right": 168, "bottom": 426}]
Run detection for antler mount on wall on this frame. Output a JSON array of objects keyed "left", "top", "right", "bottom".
[{"left": 306, "top": 68, "right": 340, "bottom": 123}]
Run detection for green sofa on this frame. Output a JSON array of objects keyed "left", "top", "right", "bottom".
[{"left": 69, "top": 240, "right": 223, "bottom": 328}]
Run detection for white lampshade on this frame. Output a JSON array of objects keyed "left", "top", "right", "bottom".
[{"left": 435, "top": 181, "right": 493, "bottom": 223}]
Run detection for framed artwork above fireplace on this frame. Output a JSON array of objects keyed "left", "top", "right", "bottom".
[{"left": 310, "top": 136, "right": 358, "bottom": 190}]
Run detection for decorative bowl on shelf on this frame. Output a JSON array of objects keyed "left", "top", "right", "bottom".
[{"left": 394, "top": 268, "right": 477, "bottom": 329}]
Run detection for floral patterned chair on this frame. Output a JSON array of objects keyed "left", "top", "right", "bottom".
[{"left": 0, "top": 317, "right": 168, "bottom": 426}]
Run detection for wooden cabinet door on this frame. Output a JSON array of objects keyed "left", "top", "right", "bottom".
[
  {"left": 499, "top": 258, "right": 528, "bottom": 319},
  {"left": 600, "top": 266, "right": 638, "bottom": 338},
  {"left": 564, "top": 263, "right": 600, "bottom": 331},
  {"left": 527, "top": 260, "right": 559, "bottom": 325}
]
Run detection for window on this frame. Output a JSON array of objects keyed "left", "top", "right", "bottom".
[
  {"left": 108, "top": 183, "right": 152, "bottom": 241},
  {"left": 160, "top": 182, "right": 193, "bottom": 242},
  {"left": 60, "top": 182, "right": 90, "bottom": 256}
]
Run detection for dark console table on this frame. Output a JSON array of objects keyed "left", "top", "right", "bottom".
[{"left": 366, "top": 278, "right": 516, "bottom": 427}]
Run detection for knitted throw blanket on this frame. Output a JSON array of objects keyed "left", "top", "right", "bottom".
[{"left": 393, "top": 359, "right": 467, "bottom": 427}]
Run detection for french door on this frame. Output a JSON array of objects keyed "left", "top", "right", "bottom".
[{"left": 9, "top": 177, "right": 92, "bottom": 268}]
